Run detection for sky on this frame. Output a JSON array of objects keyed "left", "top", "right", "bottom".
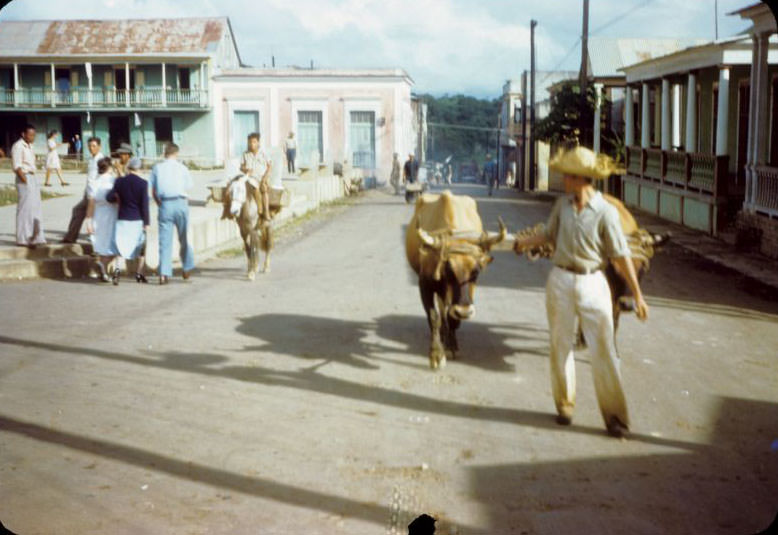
[{"left": 0, "top": 0, "right": 755, "bottom": 98}]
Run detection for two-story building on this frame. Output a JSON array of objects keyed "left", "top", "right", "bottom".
[
  {"left": 0, "top": 18, "right": 237, "bottom": 163},
  {"left": 0, "top": 17, "right": 417, "bottom": 182}
]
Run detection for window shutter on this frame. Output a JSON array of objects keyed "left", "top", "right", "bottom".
[
  {"left": 135, "top": 70, "right": 145, "bottom": 88},
  {"left": 44, "top": 70, "right": 51, "bottom": 87},
  {"left": 104, "top": 70, "right": 113, "bottom": 88},
  {"left": 70, "top": 70, "right": 79, "bottom": 87}
]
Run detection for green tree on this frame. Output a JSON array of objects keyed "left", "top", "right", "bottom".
[
  {"left": 419, "top": 94, "right": 501, "bottom": 164},
  {"left": 534, "top": 81, "right": 623, "bottom": 163}
]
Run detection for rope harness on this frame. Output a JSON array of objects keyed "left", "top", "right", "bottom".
[{"left": 420, "top": 229, "right": 491, "bottom": 281}]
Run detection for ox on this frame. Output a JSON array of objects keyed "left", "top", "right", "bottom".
[
  {"left": 406, "top": 191, "right": 505, "bottom": 369},
  {"left": 601, "top": 193, "right": 669, "bottom": 332}
]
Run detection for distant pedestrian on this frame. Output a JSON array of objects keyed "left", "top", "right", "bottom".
[
  {"left": 85, "top": 157, "right": 118, "bottom": 282},
  {"left": 73, "top": 134, "right": 82, "bottom": 160},
  {"left": 11, "top": 124, "right": 46, "bottom": 247},
  {"left": 107, "top": 157, "right": 149, "bottom": 284},
  {"left": 151, "top": 143, "right": 195, "bottom": 285},
  {"left": 284, "top": 131, "right": 297, "bottom": 174},
  {"left": 44, "top": 130, "right": 69, "bottom": 187},
  {"left": 403, "top": 153, "right": 419, "bottom": 184},
  {"left": 484, "top": 154, "right": 498, "bottom": 196},
  {"left": 62, "top": 136, "right": 105, "bottom": 243},
  {"left": 445, "top": 163, "right": 453, "bottom": 185},
  {"left": 390, "top": 152, "right": 401, "bottom": 194}
]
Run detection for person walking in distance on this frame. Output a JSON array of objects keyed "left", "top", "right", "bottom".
[
  {"left": 403, "top": 153, "right": 419, "bottom": 184},
  {"left": 44, "top": 130, "right": 69, "bottom": 187},
  {"left": 390, "top": 152, "right": 401, "bottom": 194},
  {"left": 240, "top": 132, "right": 272, "bottom": 223},
  {"left": 484, "top": 153, "right": 498, "bottom": 196},
  {"left": 85, "top": 157, "right": 118, "bottom": 282},
  {"left": 107, "top": 157, "right": 149, "bottom": 284},
  {"left": 62, "top": 136, "right": 105, "bottom": 243},
  {"left": 11, "top": 124, "right": 46, "bottom": 247},
  {"left": 513, "top": 146, "right": 649, "bottom": 438},
  {"left": 284, "top": 131, "right": 297, "bottom": 174},
  {"left": 73, "top": 134, "right": 83, "bottom": 161},
  {"left": 150, "top": 143, "right": 195, "bottom": 285}
]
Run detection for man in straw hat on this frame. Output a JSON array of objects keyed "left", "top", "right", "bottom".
[{"left": 513, "top": 145, "right": 648, "bottom": 438}]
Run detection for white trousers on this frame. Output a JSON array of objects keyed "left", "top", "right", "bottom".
[{"left": 545, "top": 266, "right": 629, "bottom": 427}]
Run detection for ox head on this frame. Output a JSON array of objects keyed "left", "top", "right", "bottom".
[{"left": 418, "top": 218, "right": 506, "bottom": 321}]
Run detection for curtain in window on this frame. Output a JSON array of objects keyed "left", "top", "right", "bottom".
[
  {"left": 232, "top": 110, "right": 259, "bottom": 159},
  {"left": 350, "top": 111, "right": 375, "bottom": 168},
  {"left": 297, "top": 111, "right": 323, "bottom": 167}
]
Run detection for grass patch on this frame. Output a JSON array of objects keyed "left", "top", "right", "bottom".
[{"left": 0, "top": 185, "right": 66, "bottom": 207}]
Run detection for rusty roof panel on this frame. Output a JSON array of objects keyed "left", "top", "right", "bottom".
[{"left": 0, "top": 18, "right": 226, "bottom": 57}]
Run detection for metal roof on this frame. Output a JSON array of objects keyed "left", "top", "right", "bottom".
[
  {"left": 215, "top": 67, "right": 413, "bottom": 83},
  {"left": 0, "top": 17, "right": 230, "bottom": 57},
  {"left": 587, "top": 37, "right": 707, "bottom": 78}
]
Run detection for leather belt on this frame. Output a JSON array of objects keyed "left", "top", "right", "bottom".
[
  {"left": 554, "top": 264, "right": 603, "bottom": 275},
  {"left": 160, "top": 195, "right": 187, "bottom": 201}
]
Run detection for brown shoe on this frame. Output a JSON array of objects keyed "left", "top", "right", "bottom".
[
  {"left": 556, "top": 405, "right": 574, "bottom": 426},
  {"left": 606, "top": 416, "right": 629, "bottom": 438},
  {"left": 182, "top": 270, "right": 191, "bottom": 280}
]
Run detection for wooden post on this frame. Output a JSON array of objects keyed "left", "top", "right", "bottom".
[
  {"left": 161, "top": 63, "right": 166, "bottom": 107},
  {"left": 125, "top": 62, "right": 130, "bottom": 107},
  {"left": 13, "top": 63, "right": 19, "bottom": 107},
  {"left": 50, "top": 63, "right": 55, "bottom": 107}
]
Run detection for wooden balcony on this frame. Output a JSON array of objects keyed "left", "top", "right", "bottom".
[
  {"left": 623, "top": 146, "right": 730, "bottom": 235},
  {"left": 1, "top": 88, "right": 209, "bottom": 109}
]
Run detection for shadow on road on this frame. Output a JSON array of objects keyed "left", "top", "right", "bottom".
[{"left": 235, "top": 313, "right": 549, "bottom": 373}]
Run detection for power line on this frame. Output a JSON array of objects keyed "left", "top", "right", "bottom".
[
  {"left": 428, "top": 122, "right": 500, "bottom": 133},
  {"left": 538, "top": 38, "right": 581, "bottom": 87},
  {"left": 590, "top": 0, "right": 653, "bottom": 35}
]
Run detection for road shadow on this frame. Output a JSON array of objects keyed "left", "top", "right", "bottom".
[
  {"left": 235, "top": 313, "right": 549, "bottom": 373},
  {"left": 0, "top": 334, "right": 698, "bottom": 451},
  {"left": 466, "top": 396, "right": 778, "bottom": 533}
]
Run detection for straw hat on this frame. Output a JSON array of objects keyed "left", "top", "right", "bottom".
[
  {"left": 549, "top": 146, "right": 624, "bottom": 180},
  {"left": 116, "top": 142, "right": 133, "bottom": 155}
]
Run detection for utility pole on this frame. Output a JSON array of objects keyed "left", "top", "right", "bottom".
[
  {"left": 714, "top": 0, "right": 719, "bottom": 40},
  {"left": 519, "top": 70, "right": 527, "bottom": 190},
  {"left": 580, "top": 0, "right": 590, "bottom": 146},
  {"left": 529, "top": 20, "right": 537, "bottom": 191}
]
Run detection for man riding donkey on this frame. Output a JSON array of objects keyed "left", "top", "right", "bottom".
[
  {"left": 221, "top": 132, "right": 280, "bottom": 279},
  {"left": 513, "top": 146, "right": 649, "bottom": 438}
]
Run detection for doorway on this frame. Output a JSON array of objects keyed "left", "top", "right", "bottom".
[
  {"left": 154, "top": 117, "right": 173, "bottom": 157},
  {"left": 114, "top": 68, "right": 135, "bottom": 90},
  {"left": 108, "top": 116, "right": 130, "bottom": 154},
  {"left": 0, "top": 114, "right": 26, "bottom": 155},
  {"left": 60, "top": 116, "right": 82, "bottom": 158}
]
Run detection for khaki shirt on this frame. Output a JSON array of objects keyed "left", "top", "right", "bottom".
[
  {"left": 241, "top": 149, "right": 269, "bottom": 181},
  {"left": 546, "top": 191, "right": 631, "bottom": 271},
  {"left": 11, "top": 138, "right": 36, "bottom": 177}
]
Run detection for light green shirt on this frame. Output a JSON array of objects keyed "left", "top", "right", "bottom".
[{"left": 546, "top": 191, "right": 631, "bottom": 271}]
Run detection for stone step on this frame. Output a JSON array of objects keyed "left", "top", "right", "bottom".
[
  {"left": 0, "top": 254, "right": 94, "bottom": 281},
  {"left": 0, "top": 242, "right": 93, "bottom": 261}
]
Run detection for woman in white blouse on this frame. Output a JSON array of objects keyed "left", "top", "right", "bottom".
[
  {"left": 85, "top": 157, "right": 118, "bottom": 282},
  {"left": 44, "top": 130, "right": 69, "bottom": 187}
]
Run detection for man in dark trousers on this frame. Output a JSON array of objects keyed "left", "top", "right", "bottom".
[
  {"left": 403, "top": 153, "right": 419, "bottom": 184},
  {"left": 62, "top": 136, "right": 105, "bottom": 243},
  {"left": 484, "top": 153, "right": 498, "bottom": 196}
]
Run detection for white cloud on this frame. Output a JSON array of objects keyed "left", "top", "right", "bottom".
[{"left": 0, "top": 0, "right": 757, "bottom": 97}]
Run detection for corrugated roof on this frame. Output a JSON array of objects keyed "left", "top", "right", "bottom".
[
  {"left": 588, "top": 37, "right": 708, "bottom": 77},
  {"left": 0, "top": 18, "right": 229, "bottom": 57}
]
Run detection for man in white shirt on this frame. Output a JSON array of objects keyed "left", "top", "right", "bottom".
[
  {"left": 63, "top": 136, "right": 105, "bottom": 243},
  {"left": 11, "top": 124, "right": 46, "bottom": 247},
  {"left": 151, "top": 143, "right": 195, "bottom": 284},
  {"left": 240, "top": 132, "right": 272, "bottom": 222}
]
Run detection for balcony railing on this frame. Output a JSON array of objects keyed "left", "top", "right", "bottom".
[
  {"left": 752, "top": 166, "right": 778, "bottom": 217},
  {"left": 1, "top": 88, "right": 209, "bottom": 108},
  {"left": 624, "top": 145, "right": 728, "bottom": 197}
]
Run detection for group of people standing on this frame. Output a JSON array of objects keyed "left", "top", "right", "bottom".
[{"left": 10, "top": 123, "right": 195, "bottom": 285}]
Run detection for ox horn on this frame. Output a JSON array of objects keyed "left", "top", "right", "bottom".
[
  {"left": 482, "top": 217, "right": 507, "bottom": 250},
  {"left": 417, "top": 226, "right": 440, "bottom": 249}
]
